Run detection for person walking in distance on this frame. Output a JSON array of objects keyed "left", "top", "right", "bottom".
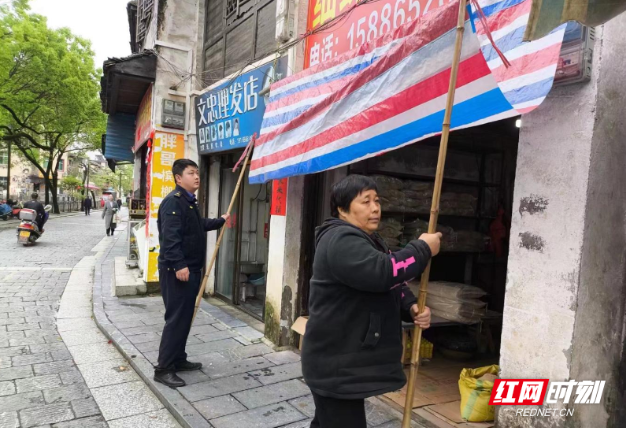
[
  {"left": 101, "top": 195, "right": 117, "bottom": 236},
  {"left": 84, "top": 196, "right": 92, "bottom": 216},
  {"left": 154, "top": 159, "right": 230, "bottom": 388}
]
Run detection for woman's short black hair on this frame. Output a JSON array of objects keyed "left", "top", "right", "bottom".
[{"left": 330, "top": 174, "right": 378, "bottom": 218}]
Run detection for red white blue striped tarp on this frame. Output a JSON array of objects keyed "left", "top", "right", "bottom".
[{"left": 249, "top": 0, "right": 565, "bottom": 184}]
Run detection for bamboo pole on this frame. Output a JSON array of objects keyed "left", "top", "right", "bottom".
[
  {"left": 192, "top": 139, "right": 254, "bottom": 322},
  {"left": 402, "top": 0, "right": 467, "bottom": 426}
]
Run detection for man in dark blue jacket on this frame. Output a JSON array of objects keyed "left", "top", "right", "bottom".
[{"left": 154, "top": 159, "right": 229, "bottom": 388}]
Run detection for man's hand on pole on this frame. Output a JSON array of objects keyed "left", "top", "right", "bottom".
[{"left": 221, "top": 213, "right": 231, "bottom": 222}]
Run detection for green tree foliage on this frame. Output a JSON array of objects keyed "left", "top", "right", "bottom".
[
  {"left": 91, "top": 164, "right": 133, "bottom": 198},
  {"left": 0, "top": 0, "right": 106, "bottom": 212}
]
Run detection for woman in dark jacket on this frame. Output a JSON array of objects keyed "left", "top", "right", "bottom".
[{"left": 302, "top": 175, "right": 442, "bottom": 428}]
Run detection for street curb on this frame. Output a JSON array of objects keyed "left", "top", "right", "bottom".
[{"left": 90, "top": 235, "right": 212, "bottom": 428}]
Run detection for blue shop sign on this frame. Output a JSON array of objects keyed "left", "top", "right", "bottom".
[{"left": 195, "top": 58, "right": 286, "bottom": 155}]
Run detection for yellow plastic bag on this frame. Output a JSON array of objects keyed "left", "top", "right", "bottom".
[{"left": 458, "top": 364, "right": 499, "bottom": 422}]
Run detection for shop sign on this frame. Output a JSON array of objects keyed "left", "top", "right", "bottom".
[
  {"left": 145, "top": 132, "right": 186, "bottom": 282},
  {"left": 195, "top": 58, "right": 287, "bottom": 155},
  {"left": 270, "top": 178, "right": 288, "bottom": 216},
  {"left": 135, "top": 85, "right": 153, "bottom": 151},
  {"left": 304, "top": 0, "right": 452, "bottom": 68}
]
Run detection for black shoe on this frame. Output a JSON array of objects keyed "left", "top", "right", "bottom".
[
  {"left": 154, "top": 371, "right": 186, "bottom": 388},
  {"left": 176, "top": 361, "right": 203, "bottom": 371}
]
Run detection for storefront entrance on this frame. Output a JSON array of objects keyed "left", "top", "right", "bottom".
[
  {"left": 213, "top": 153, "right": 271, "bottom": 321},
  {"left": 297, "top": 117, "right": 520, "bottom": 426}
]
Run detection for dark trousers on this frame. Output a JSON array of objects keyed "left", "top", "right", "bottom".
[
  {"left": 156, "top": 268, "right": 201, "bottom": 372},
  {"left": 106, "top": 224, "right": 116, "bottom": 235},
  {"left": 310, "top": 391, "right": 366, "bottom": 428},
  {"left": 85, "top": 207, "right": 91, "bottom": 215}
]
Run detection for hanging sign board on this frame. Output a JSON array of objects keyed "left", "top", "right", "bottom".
[
  {"left": 195, "top": 57, "right": 287, "bottom": 155},
  {"left": 135, "top": 85, "right": 153, "bottom": 151},
  {"left": 304, "top": 0, "right": 451, "bottom": 68}
]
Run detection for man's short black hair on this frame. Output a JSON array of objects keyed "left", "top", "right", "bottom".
[
  {"left": 31, "top": 193, "right": 39, "bottom": 200},
  {"left": 330, "top": 174, "right": 378, "bottom": 218},
  {"left": 172, "top": 159, "right": 199, "bottom": 181}
]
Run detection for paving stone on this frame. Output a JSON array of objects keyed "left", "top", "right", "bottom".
[
  {"left": 77, "top": 359, "right": 140, "bottom": 388},
  {"left": 57, "top": 329, "right": 104, "bottom": 347},
  {"left": 0, "top": 380, "right": 16, "bottom": 396},
  {"left": 59, "top": 369, "right": 84, "bottom": 385},
  {"left": 233, "top": 336, "right": 253, "bottom": 346},
  {"left": 66, "top": 342, "right": 120, "bottom": 365},
  {"left": 210, "top": 402, "right": 306, "bottom": 428},
  {"left": 212, "top": 323, "right": 228, "bottom": 331},
  {"left": 232, "top": 327, "right": 265, "bottom": 341},
  {"left": 179, "top": 373, "right": 263, "bottom": 402},
  {"left": 70, "top": 397, "right": 101, "bottom": 418},
  {"left": 193, "top": 395, "right": 247, "bottom": 420},
  {"left": 126, "top": 332, "right": 160, "bottom": 344},
  {"left": 43, "top": 382, "right": 91, "bottom": 404},
  {"left": 106, "top": 409, "right": 181, "bottom": 428},
  {"left": 233, "top": 379, "right": 310, "bottom": 409},
  {"left": 50, "top": 349, "right": 72, "bottom": 362},
  {"left": 8, "top": 336, "right": 45, "bottom": 347},
  {"left": 134, "top": 340, "right": 162, "bottom": 353},
  {"left": 112, "top": 320, "right": 145, "bottom": 330},
  {"left": 0, "top": 345, "right": 29, "bottom": 358},
  {"left": 189, "top": 324, "right": 219, "bottom": 336},
  {"left": 221, "top": 343, "right": 273, "bottom": 361},
  {"left": 280, "top": 420, "right": 314, "bottom": 428},
  {"left": 0, "top": 331, "right": 25, "bottom": 340},
  {"left": 33, "top": 361, "right": 75, "bottom": 376},
  {"left": 175, "top": 370, "right": 210, "bottom": 385},
  {"left": 51, "top": 415, "right": 108, "bottom": 428},
  {"left": 12, "top": 352, "right": 53, "bottom": 367},
  {"left": 186, "top": 338, "right": 241, "bottom": 357},
  {"left": 288, "top": 395, "right": 315, "bottom": 418},
  {"left": 0, "top": 411, "right": 19, "bottom": 428},
  {"left": 195, "top": 330, "right": 237, "bottom": 343},
  {"left": 29, "top": 343, "right": 67, "bottom": 354},
  {"left": 90, "top": 381, "right": 163, "bottom": 420},
  {"left": 19, "top": 402, "right": 74, "bottom": 428},
  {"left": 265, "top": 351, "right": 301, "bottom": 366},
  {"left": 364, "top": 399, "right": 397, "bottom": 427},
  {"left": 0, "top": 391, "right": 45, "bottom": 412},
  {"left": 202, "top": 356, "right": 274, "bottom": 380},
  {"left": 120, "top": 324, "right": 163, "bottom": 336},
  {"left": 0, "top": 364, "right": 33, "bottom": 381},
  {"left": 16, "top": 374, "right": 62, "bottom": 393},
  {"left": 248, "top": 363, "right": 303, "bottom": 386}
]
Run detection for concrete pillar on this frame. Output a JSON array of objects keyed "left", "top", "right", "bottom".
[
  {"left": 497, "top": 17, "right": 626, "bottom": 428},
  {"left": 265, "top": 176, "right": 305, "bottom": 346}
]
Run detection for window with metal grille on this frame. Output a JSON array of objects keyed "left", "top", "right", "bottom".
[{"left": 137, "top": 0, "right": 154, "bottom": 49}]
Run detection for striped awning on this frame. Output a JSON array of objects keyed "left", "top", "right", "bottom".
[{"left": 249, "top": 0, "right": 565, "bottom": 184}]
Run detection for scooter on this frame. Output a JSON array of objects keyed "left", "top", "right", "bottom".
[{"left": 16, "top": 205, "right": 52, "bottom": 246}]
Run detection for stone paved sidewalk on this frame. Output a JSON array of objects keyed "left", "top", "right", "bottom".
[{"left": 93, "top": 232, "right": 424, "bottom": 428}]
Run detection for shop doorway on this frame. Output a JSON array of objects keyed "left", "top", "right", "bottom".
[
  {"left": 298, "top": 118, "right": 520, "bottom": 427},
  {"left": 214, "top": 154, "right": 271, "bottom": 321}
]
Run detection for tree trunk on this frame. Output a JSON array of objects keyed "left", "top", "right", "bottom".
[{"left": 52, "top": 167, "right": 60, "bottom": 215}]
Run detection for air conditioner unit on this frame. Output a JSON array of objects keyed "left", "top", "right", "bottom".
[{"left": 554, "top": 22, "right": 595, "bottom": 86}]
